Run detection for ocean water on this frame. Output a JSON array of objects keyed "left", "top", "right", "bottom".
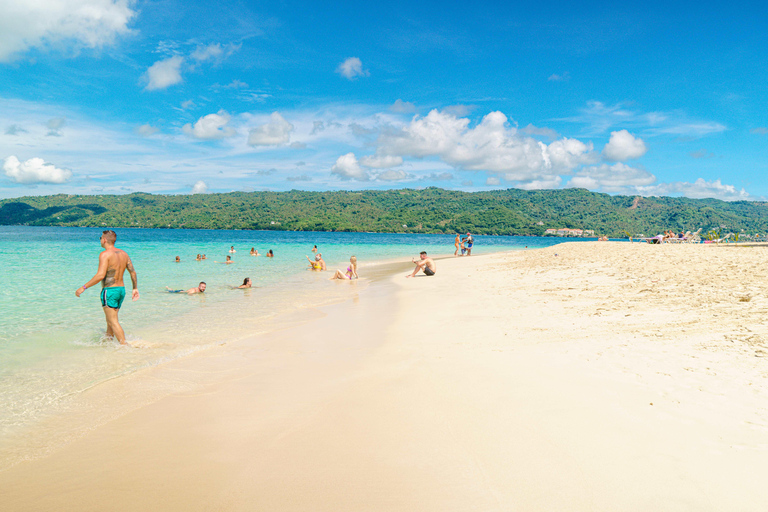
[{"left": 0, "top": 225, "right": 574, "bottom": 464}]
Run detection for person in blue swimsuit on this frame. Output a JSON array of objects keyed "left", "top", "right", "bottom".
[{"left": 75, "top": 230, "right": 139, "bottom": 345}]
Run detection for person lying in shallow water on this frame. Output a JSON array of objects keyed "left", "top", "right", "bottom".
[
  {"left": 331, "top": 256, "right": 358, "bottom": 280},
  {"left": 236, "top": 277, "right": 252, "bottom": 289},
  {"left": 166, "top": 282, "right": 206, "bottom": 294}
]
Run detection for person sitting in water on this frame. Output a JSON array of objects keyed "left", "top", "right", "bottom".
[
  {"left": 250, "top": 247, "right": 259, "bottom": 256},
  {"left": 306, "top": 253, "right": 326, "bottom": 271},
  {"left": 331, "top": 256, "right": 358, "bottom": 280},
  {"left": 175, "top": 256, "right": 181, "bottom": 263},
  {"left": 215, "top": 255, "right": 235, "bottom": 264},
  {"left": 195, "top": 254, "right": 202, "bottom": 261},
  {"left": 237, "top": 277, "right": 252, "bottom": 289},
  {"left": 266, "top": 249, "right": 274, "bottom": 258},
  {"left": 407, "top": 251, "right": 436, "bottom": 277},
  {"left": 167, "top": 282, "right": 206, "bottom": 294},
  {"left": 229, "top": 246, "right": 236, "bottom": 253},
  {"left": 201, "top": 254, "right": 207, "bottom": 260},
  {"left": 311, "top": 245, "right": 318, "bottom": 253}
]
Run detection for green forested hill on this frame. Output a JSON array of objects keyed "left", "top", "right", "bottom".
[{"left": 1, "top": 188, "right": 767, "bottom": 237}]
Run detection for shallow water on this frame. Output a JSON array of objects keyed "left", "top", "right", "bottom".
[{"left": 0, "top": 226, "right": 573, "bottom": 455}]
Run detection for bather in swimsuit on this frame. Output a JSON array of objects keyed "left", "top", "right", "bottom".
[
  {"left": 424, "top": 266, "right": 435, "bottom": 276},
  {"left": 100, "top": 286, "right": 126, "bottom": 309}
]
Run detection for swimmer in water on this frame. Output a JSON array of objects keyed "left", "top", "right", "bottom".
[
  {"left": 166, "top": 282, "right": 206, "bottom": 294},
  {"left": 195, "top": 254, "right": 202, "bottom": 261},
  {"left": 266, "top": 249, "right": 274, "bottom": 258},
  {"left": 75, "top": 230, "right": 139, "bottom": 345},
  {"left": 311, "top": 245, "right": 318, "bottom": 253},
  {"left": 331, "top": 256, "right": 358, "bottom": 280},
  {"left": 215, "top": 255, "right": 234, "bottom": 264},
  {"left": 229, "top": 246, "right": 236, "bottom": 253},
  {"left": 237, "top": 277, "right": 252, "bottom": 289},
  {"left": 306, "top": 253, "right": 326, "bottom": 271},
  {"left": 175, "top": 256, "right": 181, "bottom": 263}
]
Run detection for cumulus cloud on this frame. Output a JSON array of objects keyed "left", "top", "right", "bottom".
[
  {"left": 182, "top": 110, "right": 236, "bottom": 140},
  {"left": 3, "top": 155, "right": 72, "bottom": 184},
  {"left": 569, "top": 162, "right": 656, "bottom": 193},
  {"left": 143, "top": 56, "right": 184, "bottom": 91},
  {"left": 248, "top": 112, "right": 294, "bottom": 146},
  {"left": 602, "top": 129, "right": 648, "bottom": 161},
  {"left": 520, "top": 124, "right": 559, "bottom": 141},
  {"left": 191, "top": 180, "right": 208, "bottom": 194},
  {"left": 0, "top": 0, "right": 135, "bottom": 62},
  {"left": 486, "top": 177, "right": 501, "bottom": 186},
  {"left": 376, "top": 169, "right": 409, "bottom": 181},
  {"left": 331, "top": 153, "right": 369, "bottom": 181},
  {"left": 375, "top": 109, "right": 596, "bottom": 186},
  {"left": 359, "top": 154, "right": 403, "bottom": 168},
  {"left": 423, "top": 172, "right": 454, "bottom": 181},
  {"left": 135, "top": 124, "right": 159, "bottom": 136},
  {"left": 517, "top": 176, "right": 563, "bottom": 190},
  {"left": 336, "top": 57, "right": 368, "bottom": 80},
  {"left": 639, "top": 179, "right": 749, "bottom": 201},
  {"left": 46, "top": 117, "right": 66, "bottom": 136},
  {"left": 390, "top": 99, "right": 416, "bottom": 113}
]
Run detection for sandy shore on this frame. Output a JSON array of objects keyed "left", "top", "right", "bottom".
[{"left": 2, "top": 242, "right": 768, "bottom": 511}]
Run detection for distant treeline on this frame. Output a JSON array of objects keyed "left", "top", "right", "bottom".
[{"left": 2, "top": 188, "right": 768, "bottom": 237}]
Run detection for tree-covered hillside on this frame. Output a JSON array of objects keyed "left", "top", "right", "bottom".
[{"left": 2, "top": 188, "right": 768, "bottom": 237}]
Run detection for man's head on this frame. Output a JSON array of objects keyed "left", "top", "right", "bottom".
[
  {"left": 315, "top": 253, "right": 322, "bottom": 260},
  {"left": 226, "top": 255, "right": 231, "bottom": 261},
  {"left": 420, "top": 251, "right": 427, "bottom": 259},
  {"left": 199, "top": 282, "right": 207, "bottom": 292},
  {"left": 100, "top": 230, "right": 116, "bottom": 246}
]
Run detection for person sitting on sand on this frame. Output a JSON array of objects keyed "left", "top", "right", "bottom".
[
  {"left": 407, "top": 251, "right": 436, "bottom": 278},
  {"left": 237, "top": 277, "right": 252, "bottom": 289},
  {"left": 229, "top": 246, "right": 236, "bottom": 253},
  {"left": 175, "top": 256, "right": 181, "bottom": 263},
  {"left": 167, "top": 282, "right": 206, "bottom": 294},
  {"left": 306, "top": 253, "right": 326, "bottom": 271},
  {"left": 266, "top": 250, "right": 274, "bottom": 258},
  {"left": 331, "top": 256, "right": 358, "bottom": 280}
]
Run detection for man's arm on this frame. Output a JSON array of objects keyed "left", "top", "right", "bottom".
[
  {"left": 127, "top": 257, "right": 139, "bottom": 301},
  {"left": 75, "top": 252, "right": 109, "bottom": 297}
]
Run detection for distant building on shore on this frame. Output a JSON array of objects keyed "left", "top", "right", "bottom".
[{"left": 544, "top": 228, "right": 595, "bottom": 237}]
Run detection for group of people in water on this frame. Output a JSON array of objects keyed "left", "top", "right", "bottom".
[{"left": 76, "top": 230, "right": 446, "bottom": 345}]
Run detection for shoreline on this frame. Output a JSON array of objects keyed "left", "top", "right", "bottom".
[{"left": 3, "top": 242, "right": 768, "bottom": 510}]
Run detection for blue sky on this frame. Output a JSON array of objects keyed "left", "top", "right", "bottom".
[{"left": 1, "top": 0, "right": 767, "bottom": 200}]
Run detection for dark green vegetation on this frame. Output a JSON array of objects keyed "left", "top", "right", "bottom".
[{"left": 2, "top": 188, "right": 768, "bottom": 237}]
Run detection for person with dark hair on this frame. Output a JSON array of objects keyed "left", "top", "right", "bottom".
[
  {"left": 406, "top": 251, "right": 436, "bottom": 277},
  {"left": 166, "top": 282, "right": 206, "bottom": 294},
  {"left": 266, "top": 249, "right": 274, "bottom": 258},
  {"left": 237, "top": 277, "right": 252, "bottom": 289},
  {"left": 75, "top": 230, "right": 139, "bottom": 345}
]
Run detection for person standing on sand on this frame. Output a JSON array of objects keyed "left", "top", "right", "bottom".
[
  {"left": 75, "top": 230, "right": 139, "bottom": 345},
  {"left": 406, "top": 251, "right": 436, "bottom": 277},
  {"left": 463, "top": 232, "right": 474, "bottom": 256},
  {"left": 454, "top": 234, "right": 461, "bottom": 256}
]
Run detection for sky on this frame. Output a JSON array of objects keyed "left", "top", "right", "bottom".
[{"left": 1, "top": 0, "right": 767, "bottom": 200}]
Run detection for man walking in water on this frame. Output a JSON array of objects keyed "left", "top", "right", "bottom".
[{"left": 75, "top": 230, "right": 139, "bottom": 345}]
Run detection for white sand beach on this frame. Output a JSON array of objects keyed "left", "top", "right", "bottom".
[{"left": 2, "top": 242, "right": 768, "bottom": 511}]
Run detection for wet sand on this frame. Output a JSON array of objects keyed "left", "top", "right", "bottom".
[{"left": 2, "top": 242, "right": 768, "bottom": 511}]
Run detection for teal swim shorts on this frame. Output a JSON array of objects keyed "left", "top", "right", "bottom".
[{"left": 100, "top": 286, "right": 126, "bottom": 310}]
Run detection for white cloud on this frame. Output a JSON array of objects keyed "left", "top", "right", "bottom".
[
  {"left": 517, "top": 176, "right": 563, "bottom": 190},
  {"left": 520, "top": 124, "right": 559, "bottom": 141},
  {"left": 359, "top": 154, "right": 403, "bottom": 168},
  {"left": 331, "top": 153, "right": 369, "bottom": 181},
  {"left": 390, "top": 99, "right": 416, "bottom": 113},
  {"left": 602, "top": 129, "right": 648, "bottom": 161},
  {"left": 376, "top": 169, "right": 409, "bottom": 181},
  {"left": 247, "top": 112, "right": 294, "bottom": 146},
  {"left": 375, "top": 109, "right": 595, "bottom": 185},
  {"left": 5, "top": 124, "right": 27, "bottom": 135},
  {"left": 0, "top": 0, "right": 135, "bottom": 62},
  {"left": 135, "top": 124, "right": 159, "bottom": 136},
  {"left": 570, "top": 162, "right": 656, "bottom": 193},
  {"left": 182, "top": 110, "right": 236, "bottom": 140},
  {"left": 181, "top": 99, "right": 195, "bottom": 110},
  {"left": 336, "top": 57, "right": 368, "bottom": 80},
  {"left": 191, "top": 180, "right": 208, "bottom": 194},
  {"left": 3, "top": 155, "right": 72, "bottom": 184},
  {"left": 548, "top": 72, "right": 570, "bottom": 82},
  {"left": 191, "top": 43, "right": 240, "bottom": 64},
  {"left": 143, "top": 56, "right": 184, "bottom": 91},
  {"left": 486, "top": 177, "right": 501, "bottom": 186},
  {"left": 639, "top": 179, "right": 749, "bottom": 201}
]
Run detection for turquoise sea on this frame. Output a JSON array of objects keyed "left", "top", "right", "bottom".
[{"left": 0, "top": 225, "right": 577, "bottom": 465}]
